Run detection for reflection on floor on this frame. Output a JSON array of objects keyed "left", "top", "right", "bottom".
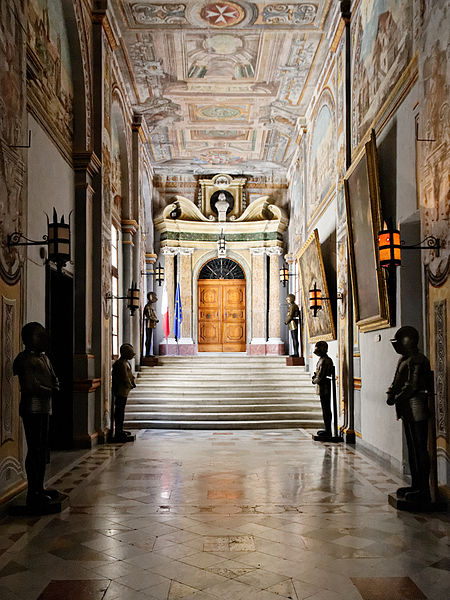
[{"left": 0, "top": 430, "right": 449, "bottom": 600}]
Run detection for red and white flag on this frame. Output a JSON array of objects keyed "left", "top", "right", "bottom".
[{"left": 161, "top": 283, "right": 169, "bottom": 339}]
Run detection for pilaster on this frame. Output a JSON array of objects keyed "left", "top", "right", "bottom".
[
  {"left": 249, "top": 248, "right": 267, "bottom": 354},
  {"left": 267, "top": 247, "right": 284, "bottom": 354}
]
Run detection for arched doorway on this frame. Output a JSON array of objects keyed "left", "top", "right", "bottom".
[{"left": 198, "top": 258, "right": 246, "bottom": 352}]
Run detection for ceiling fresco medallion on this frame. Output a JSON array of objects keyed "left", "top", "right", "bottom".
[
  {"left": 186, "top": 1, "right": 255, "bottom": 28},
  {"left": 193, "top": 104, "right": 249, "bottom": 121},
  {"left": 200, "top": 2, "right": 245, "bottom": 27}
]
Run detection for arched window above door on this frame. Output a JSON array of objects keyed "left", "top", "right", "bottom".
[{"left": 199, "top": 258, "right": 245, "bottom": 280}]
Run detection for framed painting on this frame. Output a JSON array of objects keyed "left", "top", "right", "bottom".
[
  {"left": 297, "top": 229, "right": 335, "bottom": 343},
  {"left": 344, "top": 130, "right": 391, "bottom": 332}
]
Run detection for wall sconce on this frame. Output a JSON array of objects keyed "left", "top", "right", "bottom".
[
  {"left": 142, "top": 262, "right": 165, "bottom": 286},
  {"left": 377, "top": 225, "right": 441, "bottom": 269},
  {"left": 217, "top": 229, "right": 226, "bottom": 257},
  {"left": 8, "top": 208, "right": 71, "bottom": 271},
  {"left": 106, "top": 281, "right": 140, "bottom": 316},
  {"left": 154, "top": 263, "right": 165, "bottom": 286},
  {"left": 279, "top": 263, "right": 296, "bottom": 287},
  {"left": 309, "top": 282, "right": 343, "bottom": 317}
]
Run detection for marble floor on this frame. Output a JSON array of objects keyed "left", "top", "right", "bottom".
[{"left": 0, "top": 430, "right": 449, "bottom": 600}]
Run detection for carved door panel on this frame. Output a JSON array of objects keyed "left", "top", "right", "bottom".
[
  {"left": 222, "top": 282, "right": 246, "bottom": 352},
  {"left": 198, "top": 280, "right": 246, "bottom": 352},
  {"left": 198, "top": 281, "right": 222, "bottom": 351}
]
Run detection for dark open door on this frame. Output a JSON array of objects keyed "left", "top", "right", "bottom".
[{"left": 46, "top": 266, "right": 73, "bottom": 449}]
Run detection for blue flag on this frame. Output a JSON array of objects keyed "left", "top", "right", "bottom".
[{"left": 174, "top": 282, "right": 183, "bottom": 340}]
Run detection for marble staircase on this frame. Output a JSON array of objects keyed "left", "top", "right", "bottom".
[{"left": 124, "top": 355, "right": 323, "bottom": 429}]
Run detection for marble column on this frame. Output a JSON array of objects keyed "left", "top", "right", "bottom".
[
  {"left": 179, "top": 249, "right": 195, "bottom": 354},
  {"left": 249, "top": 248, "right": 266, "bottom": 354},
  {"left": 267, "top": 247, "right": 284, "bottom": 354}
]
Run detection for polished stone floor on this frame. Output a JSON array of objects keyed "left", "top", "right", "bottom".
[{"left": 0, "top": 430, "right": 449, "bottom": 600}]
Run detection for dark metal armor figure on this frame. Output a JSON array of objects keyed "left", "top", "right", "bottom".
[
  {"left": 111, "top": 343, "right": 136, "bottom": 442},
  {"left": 285, "top": 294, "right": 300, "bottom": 357},
  {"left": 387, "top": 326, "right": 432, "bottom": 503},
  {"left": 143, "top": 292, "right": 158, "bottom": 356},
  {"left": 312, "top": 340, "right": 333, "bottom": 438},
  {"left": 13, "top": 322, "right": 60, "bottom": 507}
]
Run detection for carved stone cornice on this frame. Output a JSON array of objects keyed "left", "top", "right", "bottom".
[
  {"left": 250, "top": 246, "right": 283, "bottom": 256},
  {"left": 161, "top": 247, "right": 194, "bottom": 256}
]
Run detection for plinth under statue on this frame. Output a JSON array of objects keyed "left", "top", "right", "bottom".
[
  {"left": 386, "top": 326, "right": 433, "bottom": 508},
  {"left": 12, "top": 322, "right": 66, "bottom": 513},
  {"left": 285, "top": 294, "right": 300, "bottom": 357},
  {"left": 112, "top": 343, "right": 136, "bottom": 442},
  {"left": 311, "top": 341, "right": 333, "bottom": 440},
  {"left": 143, "top": 292, "right": 158, "bottom": 357}
]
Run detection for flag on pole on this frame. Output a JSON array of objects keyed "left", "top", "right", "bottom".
[
  {"left": 174, "top": 282, "right": 183, "bottom": 340},
  {"left": 161, "top": 283, "right": 169, "bottom": 339}
]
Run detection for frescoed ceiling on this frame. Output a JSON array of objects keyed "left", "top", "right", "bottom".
[{"left": 111, "top": 1, "right": 333, "bottom": 174}]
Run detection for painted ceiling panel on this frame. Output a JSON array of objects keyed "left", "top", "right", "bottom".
[{"left": 112, "top": 1, "right": 332, "bottom": 173}]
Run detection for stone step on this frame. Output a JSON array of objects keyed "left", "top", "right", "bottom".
[
  {"left": 126, "top": 403, "right": 319, "bottom": 412},
  {"left": 126, "top": 355, "right": 320, "bottom": 430},
  {"left": 124, "top": 420, "right": 322, "bottom": 430}
]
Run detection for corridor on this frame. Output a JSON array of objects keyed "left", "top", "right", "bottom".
[{"left": 0, "top": 430, "right": 448, "bottom": 600}]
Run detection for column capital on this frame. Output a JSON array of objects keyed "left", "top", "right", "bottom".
[
  {"left": 284, "top": 253, "right": 296, "bottom": 264},
  {"left": 121, "top": 219, "right": 139, "bottom": 235},
  {"left": 145, "top": 253, "right": 157, "bottom": 264}
]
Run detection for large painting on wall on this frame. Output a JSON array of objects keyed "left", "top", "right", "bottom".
[
  {"left": 344, "top": 130, "right": 390, "bottom": 332},
  {"left": 297, "top": 229, "right": 336, "bottom": 343},
  {"left": 308, "top": 92, "right": 336, "bottom": 224},
  {"left": 351, "top": 0, "right": 413, "bottom": 150}
]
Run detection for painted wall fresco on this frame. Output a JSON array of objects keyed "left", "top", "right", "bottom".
[
  {"left": 27, "top": 0, "right": 73, "bottom": 157},
  {"left": 351, "top": 0, "right": 413, "bottom": 150},
  {"left": 307, "top": 93, "right": 336, "bottom": 223},
  {"left": 0, "top": 0, "right": 26, "bottom": 283},
  {"left": 0, "top": 0, "right": 26, "bottom": 501},
  {"left": 417, "top": 0, "right": 449, "bottom": 282}
]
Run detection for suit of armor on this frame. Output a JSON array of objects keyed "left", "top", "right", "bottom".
[
  {"left": 312, "top": 341, "right": 333, "bottom": 437},
  {"left": 112, "top": 344, "right": 136, "bottom": 441},
  {"left": 285, "top": 294, "right": 300, "bottom": 357},
  {"left": 387, "top": 326, "right": 432, "bottom": 503},
  {"left": 13, "top": 322, "right": 59, "bottom": 507},
  {"left": 143, "top": 292, "right": 158, "bottom": 356}
]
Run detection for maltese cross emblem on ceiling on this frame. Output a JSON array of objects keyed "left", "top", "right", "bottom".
[{"left": 200, "top": 2, "right": 245, "bottom": 27}]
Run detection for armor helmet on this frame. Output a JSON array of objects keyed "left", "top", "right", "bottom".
[
  {"left": 314, "top": 340, "right": 328, "bottom": 356},
  {"left": 390, "top": 326, "right": 419, "bottom": 356},
  {"left": 120, "top": 343, "right": 135, "bottom": 360},
  {"left": 21, "top": 322, "right": 48, "bottom": 352},
  {"left": 286, "top": 294, "right": 295, "bottom": 302}
]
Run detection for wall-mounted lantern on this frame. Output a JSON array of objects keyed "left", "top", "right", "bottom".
[
  {"left": 8, "top": 208, "right": 71, "bottom": 271},
  {"left": 279, "top": 264, "right": 289, "bottom": 287},
  {"left": 154, "top": 263, "right": 165, "bottom": 286},
  {"left": 309, "top": 282, "right": 343, "bottom": 318},
  {"left": 142, "top": 262, "right": 165, "bottom": 286},
  {"left": 217, "top": 229, "right": 226, "bottom": 257},
  {"left": 377, "top": 224, "right": 441, "bottom": 269},
  {"left": 106, "top": 282, "right": 140, "bottom": 316}
]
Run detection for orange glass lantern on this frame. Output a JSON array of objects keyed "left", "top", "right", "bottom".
[
  {"left": 279, "top": 264, "right": 289, "bottom": 287},
  {"left": 309, "top": 282, "right": 323, "bottom": 317},
  {"left": 378, "top": 227, "right": 401, "bottom": 268}
]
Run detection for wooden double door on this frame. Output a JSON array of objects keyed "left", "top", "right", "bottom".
[{"left": 198, "top": 279, "right": 246, "bottom": 352}]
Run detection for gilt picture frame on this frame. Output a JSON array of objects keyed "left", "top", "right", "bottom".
[
  {"left": 297, "top": 229, "right": 336, "bottom": 343},
  {"left": 344, "top": 130, "right": 391, "bottom": 332}
]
